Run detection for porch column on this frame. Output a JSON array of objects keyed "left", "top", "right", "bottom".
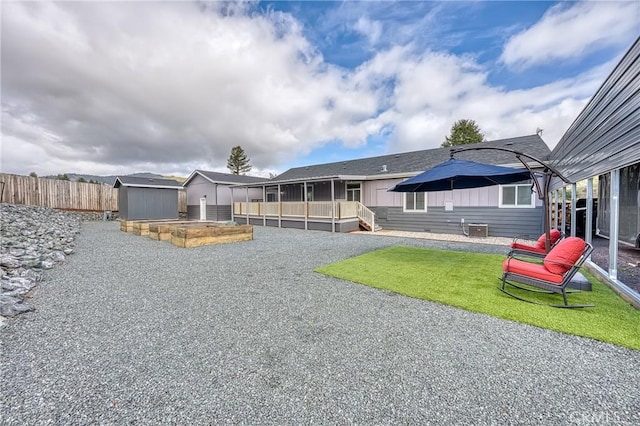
[
  {"left": 230, "top": 187, "right": 235, "bottom": 222},
  {"left": 561, "top": 187, "right": 567, "bottom": 233},
  {"left": 331, "top": 179, "right": 335, "bottom": 233},
  {"left": 570, "top": 183, "right": 577, "bottom": 237},
  {"left": 303, "top": 181, "right": 308, "bottom": 230},
  {"left": 245, "top": 187, "right": 250, "bottom": 225},
  {"left": 262, "top": 185, "right": 266, "bottom": 226},
  {"left": 586, "top": 178, "right": 594, "bottom": 260},
  {"left": 277, "top": 184, "right": 282, "bottom": 228},
  {"left": 609, "top": 169, "right": 620, "bottom": 281}
]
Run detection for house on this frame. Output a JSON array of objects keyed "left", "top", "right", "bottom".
[
  {"left": 113, "top": 176, "right": 182, "bottom": 220},
  {"left": 230, "top": 135, "right": 551, "bottom": 237},
  {"left": 548, "top": 37, "right": 639, "bottom": 306},
  {"left": 182, "top": 170, "right": 271, "bottom": 221}
]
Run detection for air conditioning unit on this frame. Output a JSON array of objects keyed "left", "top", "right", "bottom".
[{"left": 468, "top": 223, "right": 488, "bottom": 238}]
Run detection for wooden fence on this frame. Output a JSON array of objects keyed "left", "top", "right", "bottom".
[{"left": 0, "top": 173, "right": 187, "bottom": 212}]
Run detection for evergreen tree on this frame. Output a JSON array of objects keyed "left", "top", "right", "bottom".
[
  {"left": 227, "top": 146, "right": 252, "bottom": 175},
  {"left": 29, "top": 171, "right": 38, "bottom": 177},
  {"left": 77, "top": 177, "right": 87, "bottom": 183},
  {"left": 57, "top": 173, "right": 70, "bottom": 181},
  {"left": 441, "top": 119, "right": 485, "bottom": 147}
]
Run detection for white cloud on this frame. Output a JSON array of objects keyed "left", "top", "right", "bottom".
[
  {"left": 0, "top": 1, "right": 629, "bottom": 178},
  {"left": 1, "top": 2, "right": 381, "bottom": 176},
  {"left": 353, "top": 17, "right": 383, "bottom": 46},
  {"left": 501, "top": 1, "right": 639, "bottom": 69},
  {"left": 350, "top": 48, "right": 613, "bottom": 152}
]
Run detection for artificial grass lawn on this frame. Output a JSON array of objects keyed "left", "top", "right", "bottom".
[{"left": 315, "top": 246, "right": 640, "bottom": 351}]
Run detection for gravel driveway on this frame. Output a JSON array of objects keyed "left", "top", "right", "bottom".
[{"left": 2, "top": 222, "right": 639, "bottom": 424}]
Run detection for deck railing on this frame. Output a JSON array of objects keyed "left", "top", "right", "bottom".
[
  {"left": 233, "top": 201, "right": 375, "bottom": 231},
  {"left": 234, "top": 201, "right": 361, "bottom": 219},
  {"left": 357, "top": 203, "right": 376, "bottom": 231}
]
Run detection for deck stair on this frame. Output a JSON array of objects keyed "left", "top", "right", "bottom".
[{"left": 356, "top": 202, "right": 380, "bottom": 232}]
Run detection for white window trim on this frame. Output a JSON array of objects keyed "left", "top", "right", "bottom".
[
  {"left": 499, "top": 184, "right": 535, "bottom": 208},
  {"left": 345, "top": 181, "right": 362, "bottom": 202},
  {"left": 403, "top": 192, "right": 427, "bottom": 212}
]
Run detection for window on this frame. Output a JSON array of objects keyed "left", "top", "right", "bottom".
[
  {"left": 266, "top": 192, "right": 278, "bottom": 202},
  {"left": 346, "top": 182, "right": 361, "bottom": 202},
  {"left": 404, "top": 192, "right": 427, "bottom": 212},
  {"left": 499, "top": 183, "right": 535, "bottom": 208}
]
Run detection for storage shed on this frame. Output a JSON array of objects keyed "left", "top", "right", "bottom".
[{"left": 113, "top": 176, "right": 182, "bottom": 220}]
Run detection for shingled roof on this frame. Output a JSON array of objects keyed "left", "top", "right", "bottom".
[
  {"left": 183, "top": 170, "right": 271, "bottom": 186},
  {"left": 271, "top": 134, "right": 550, "bottom": 183},
  {"left": 113, "top": 176, "right": 182, "bottom": 189}
]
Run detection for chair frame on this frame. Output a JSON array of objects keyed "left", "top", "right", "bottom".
[
  {"left": 508, "top": 231, "right": 565, "bottom": 258},
  {"left": 500, "top": 242, "right": 594, "bottom": 308}
]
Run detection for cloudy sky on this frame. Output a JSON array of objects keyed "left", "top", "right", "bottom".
[{"left": 1, "top": 1, "right": 638, "bottom": 178}]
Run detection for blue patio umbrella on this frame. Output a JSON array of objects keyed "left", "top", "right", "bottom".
[{"left": 389, "top": 158, "right": 533, "bottom": 192}]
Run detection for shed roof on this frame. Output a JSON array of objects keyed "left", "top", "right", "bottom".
[
  {"left": 113, "top": 176, "right": 183, "bottom": 189},
  {"left": 183, "top": 170, "right": 271, "bottom": 186},
  {"left": 268, "top": 135, "right": 550, "bottom": 184}
]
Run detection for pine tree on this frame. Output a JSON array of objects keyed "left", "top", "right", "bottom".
[
  {"left": 441, "top": 119, "right": 485, "bottom": 148},
  {"left": 227, "top": 146, "right": 252, "bottom": 175}
]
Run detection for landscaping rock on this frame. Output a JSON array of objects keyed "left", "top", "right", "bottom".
[{"left": 0, "top": 203, "right": 88, "bottom": 318}]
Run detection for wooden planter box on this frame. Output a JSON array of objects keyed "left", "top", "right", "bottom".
[
  {"left": 171, "top": 224, "right": 253, "bottom": 248},
  {"left": 149, "top": 221, "right": 215, "bottom": 241},
  {"left": 120, "top": 220, "right": 134, "bottom": 233},
  {"left": 131, "top": 219, "right": 182, "bottom": 236},
  {"left": 120, "top": 219, "right": 178, "bottom": 234}
]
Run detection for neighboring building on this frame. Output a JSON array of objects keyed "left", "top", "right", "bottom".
[
  {"left": 549, "top": 37, "right": 639, "bottom": 306},
  {"left": 182, "top": 170, "right": 270, "bottom": 221},
  {"left": 113, "top": 176, "right": 182, "bottom": 220},
  {"left": 231, "top": 135, "right": 551, "bottom": 237}
]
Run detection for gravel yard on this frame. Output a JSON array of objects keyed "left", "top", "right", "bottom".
[{"left": 2, "top": 222, "right": 639, "bottom": 424}]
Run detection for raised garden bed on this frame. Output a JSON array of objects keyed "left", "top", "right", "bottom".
[
  {"left": 149, "top": 221, "right": 217, "bottom": 241},
  {"left": 171, "top": 224, "right": 253, "bottom": 248}
]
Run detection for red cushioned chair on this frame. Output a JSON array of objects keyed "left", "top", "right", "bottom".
[
  {"left": 509, "top": 229, "right": 563, "bottom": 258},
  {"left": 500, "top": 236, "right": 594, "bottom": 308}
]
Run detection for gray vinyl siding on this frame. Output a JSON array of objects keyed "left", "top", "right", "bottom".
[
  {"left": 187, "top": 205, "right": 232, "bottom": 221},
  {"left": 123, "top": 187, "right": 178, "bottom": 220},
  {"left": 550, "top": 38, "right": 640, "bottom": 185},
  {"left": 370, "top": 206, "right": 544, "bottom": 238},
  {"left": 118, "top": 187, "right": 128, "bottom": 217}
]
